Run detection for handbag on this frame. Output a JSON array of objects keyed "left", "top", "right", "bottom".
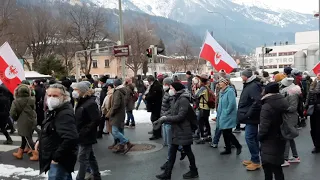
[{"left": 306, "top": 105, "right": 315, "bottom": 116}]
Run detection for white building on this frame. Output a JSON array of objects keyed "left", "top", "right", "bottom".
[{"left": 255, "top": 31, "right": 319, "bottom": 73}]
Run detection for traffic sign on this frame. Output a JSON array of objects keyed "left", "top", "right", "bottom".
[{"left": 113, "top": 45, "right": 130, "bottom": 57}]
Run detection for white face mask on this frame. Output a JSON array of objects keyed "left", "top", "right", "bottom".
[
  {"left": 163, "top": 85, "right": 169, "bottom": 91},
  {"left": 168, "top": 89, "right": 176, "bottom": 96},
  {"left": 72, "top": 91, "right": 79, "bottom": 99},
  {"left": 98, "top": 84, "right": 102, "bottom": 88},
  {"left": 47, "top": 97, "right": 61, "bottom": 111}
]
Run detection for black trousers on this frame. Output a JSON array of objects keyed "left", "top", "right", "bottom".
[
  {"left": 167, "top": 144, "right": 196, "bottom": 171},
  {"left": 310, "top": 110, "right": 320, "bottom": 149},
  {"left": 0, "top": 117, "right": 11, "bottom": 141},
  {"left": 262, "top": 163, "right": 284, "bottom": 180},
  {"left": 151, "top": 111, "right": 161, "bottom": 137},
  {"left": 198, "top": 109, "right": 211, "bottom": 137},
  {"left": 222, "top": 129, "right": 241, "bottom": 151},
  {"left": 21, "top": 136, "right": 35, "bottom": 150},
  {"left": 98, "top": 116, "right": 106, "bottom": 135}
]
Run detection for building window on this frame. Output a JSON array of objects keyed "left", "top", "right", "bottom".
[
  {"left": 105, "top": 59, "right": 110, "bottom": 68},
  {"left": 92, "top": 60, "right": 98, "bottom": 68}
]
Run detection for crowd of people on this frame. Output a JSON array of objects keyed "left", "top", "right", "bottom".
[{"left": 0, "top": 67, "right": 319, "bottom": 180}]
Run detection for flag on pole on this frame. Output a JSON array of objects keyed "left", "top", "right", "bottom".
[
  {"left": 199, "top": 31, "right": 237, "bottom": 74},
  {"left": 312, "top": 62, "right": 320, "bottom": 75},
  {"left": 0, "top": 42, "right": 25, "bottom": 94}
]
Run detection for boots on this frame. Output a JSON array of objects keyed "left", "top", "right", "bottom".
[
  {"left": 113, "top": 144, "right": 125, "bottom": 154},
  {"left": 183, "top": 166, "right": 199, "bottom": 179},
  {"left": 160, "top": 161, "right": 168, "bottom": 170},
  {"left": 123, "top": 142, "right": 134, "bottom": 154},
  {"left": 13, "top": 148, "right": 24, "bottom": 159},
  {"left": 30, "top": 150, "right": 39, "bottom": 161},
  {"left": 24, "top": 147, "right": 32, "bottom": 154},
  {"left": 156, "top": 169, "right": 171, "bottom": 180}
]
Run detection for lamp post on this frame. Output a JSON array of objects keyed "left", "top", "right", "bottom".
[
  {"left": 118, "top": 0, "right": 126, "bottom": 79},
  {"left": 208, "top": 11, "right": 227, "bottom": 53}
]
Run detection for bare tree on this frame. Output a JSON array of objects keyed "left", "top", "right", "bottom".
[
  {"left": 176, "top": 38, "right": 194, "bottom": 72},
  {"left": 0, "top": 0, "right": 16, "bottom": 41},
  {"left": 124, "top": 17, "right": 157, "bottom": 77},
  {"left": 166, "top": 58, "right": 183, "bottom": 73},
  {"left": 64, "top": 5, "right": 108, "bottom": 74}
]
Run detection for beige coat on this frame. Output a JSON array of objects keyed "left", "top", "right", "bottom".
[{"left": 101, "top": 89, "right": 114, "bottom": 118}]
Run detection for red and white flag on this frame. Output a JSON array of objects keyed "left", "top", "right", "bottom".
[
  {"left": 199, "top": 31, "right": 237, "bottom": 74},
  {"left": 312, "top": 62, "right": 320, "bottom": 75},
  {"left": 0, "top": 42, "right": 25, "bottom": 94}
]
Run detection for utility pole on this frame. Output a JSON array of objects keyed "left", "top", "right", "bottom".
[
  {"left": 118, "top": 0, "right": 125, "bottom": 79},
  {"left": 262, "top": 46, "right": 265, "bottom": 71}
]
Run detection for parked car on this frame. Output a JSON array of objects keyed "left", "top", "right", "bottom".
[{"left": 172, "top": 72, "right": 188, "bottom": 86}]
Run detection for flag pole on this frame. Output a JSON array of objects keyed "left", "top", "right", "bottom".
[{"left": 197, "top": 31, "right": 209, "bottom": 74}]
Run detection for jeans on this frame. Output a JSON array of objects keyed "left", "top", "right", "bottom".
[
  {"left": 162, "top": 124, "right": 172, "bottom": 146},
  {"left": 112, "top": 126, "right": 128, "bottom": 145},
  {"left": 167, "top": 144, "right": 196, "bottom": 171},
  {"left": 77, "top": 145, "right": 100, "bottom": 180},
  {"left": 262, "top": 163, "right": 285, "bottom": 180},
  {"left": 136, "top": 94, "right": 146, "bottom": 109},
  {"left": 198, "top": 109, "right": 211, "bottom": 137},
  {"left": 48, "top": 163, "right": 72, "bottom": 180},
  {"left": 245, "top": 124, "right": 260, "bottom": 163},
  {"left": 284, "top": 139, "right": 298, "bottom": 160},
  {"left": 222, "top": 129, "right": 241, "bottom": 151},
  {"left": 212, "top": 126, "right": 222, "bottom": 144},
  {"left": 98, "top": 116, "right": 106, "bottom": 135},
  {"left": 126, "top": 111, "right": 135, "bottom": 124}
]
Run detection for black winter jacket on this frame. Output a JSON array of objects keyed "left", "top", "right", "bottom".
[
  {"left": 145, "top": 80, "right": 163, "bottom": 113},
  {"left": 136, "top": 79, "right": 146, "bottom": 93},
  {"left": 259, "top": 93, "right": 288, "bottom": 165},
  {"left": 238, "top": 76, "right": 262, "bottom": 124},
  {"left": 164, "top": 90, "right": 193, "bottom": 146},
  {"left": 75, "top": 96, "right": 100, "bottom": 145},
  {"left": 39, "top": 102, "right": 78, "bottom": 174},
  {"left": 99, "top": 84, "right": 108, "bottom": 106}
]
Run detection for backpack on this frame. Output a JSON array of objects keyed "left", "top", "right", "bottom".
[
  {"left": 281, "top": 112, "right": 299, "bottom": 140},
  {"left": 0, "top": 94, "right": 10, "bottom": 117},
  {"left": 204, "top": 86, "right": 216, "bottom": 109}
]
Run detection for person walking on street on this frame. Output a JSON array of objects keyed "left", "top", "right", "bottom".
[
  {"left": 160, "top": 78, "right": 186, "bottom": 171},
  {"left": 10, "top": 84, "right": 38, "bottom": 161},
  {"left": 0, "top": 85, "right": 13, "bottom": 144},
  {"left": 238, "top": 69, "right": 263, "bottom": 171},
  {"left": 145, "top": 75, "right": 163, "bottom": 140},
  {"left": 194, "top": 74, "right": 211, "bottom": 144},
  {"left": 124, "top": 77, "right": 136, "bottom": 127},
  {"left": 214, "top": 77, "right": 242, "bottom": 155},
  {"left": 72, "top": 81, "right": 101, "bottom": 180},
  {"left": 110, "top": 79, "right": 134, "bottom": 154},
  {"left": 135, "top": 75, "right": 147, "bottom": 110},
  {"left": 279, "top": 77, "right": 302, "bottom": 167},
  {"left": 36, "top": 83, "right": 78, "bottom": 179},
  {"left": 259, "top": 82, "right": 288, "bottom": 180},
  {"left": 154, "top": 82, "right": 199, "bottom": 180}
]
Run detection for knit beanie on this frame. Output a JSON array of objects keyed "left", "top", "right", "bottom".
[
  {"left": 219, "top": 77, "right": 229, "bottom": 85},
  {"left": 241, "top": 69, "right": 253, "bottom": 78},
  {"left": 171, "top": 82, "right": 185, "bottom": 91},
  {"left": 280, "top": 77, "right": 294, "bottom": 87},
  {"left": 264, "top": 82, "right": 279, "bottom": 94},
  {"left": 274, "top": 73, "right": 286, "bottom": 82},
  {"left": 284, "top": 67, "right": 293, "bottom": 75},
  {"left": 72, "top": 81, "right": 90, "bottom": 94},
  {"left": 163, "top": 77, "right": 173, "bottom": 85}
]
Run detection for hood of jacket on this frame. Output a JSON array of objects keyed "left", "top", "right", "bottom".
[
  {"left": 15, "top": 84, "right": 31, "bottom": 98},
  {"left": 280, "top": 84, "right": 301, "bottom": 96},
  {"left": 261, "top": 93, "right": 288, "bottom": 111},
  {"left": 245, "top": 75, "right": 258, "bottom": 84}
]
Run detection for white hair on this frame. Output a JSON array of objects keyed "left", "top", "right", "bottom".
[{"left": 48, "top": 83, "right": 71, "bottom": 102}]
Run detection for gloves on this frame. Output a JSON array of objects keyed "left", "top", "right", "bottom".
[{"left": 153, "top": 116, "right": 166, "bottom": 130}]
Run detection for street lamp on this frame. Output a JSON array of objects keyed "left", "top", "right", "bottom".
[{"left": 207, "top": 11, "right": 227, "bottom": 53}]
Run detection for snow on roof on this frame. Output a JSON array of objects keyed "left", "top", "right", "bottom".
[{"left": 25, "top": 71, "right": 51, "bottom": 78}]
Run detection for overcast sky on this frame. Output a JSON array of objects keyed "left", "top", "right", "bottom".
[{"left": 234, "top": 0, "right": 319, "bottom": 14}]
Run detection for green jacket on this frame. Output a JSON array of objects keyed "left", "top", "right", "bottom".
[{"left": 10, "top": 85, "right": 37, "bottom": 137}]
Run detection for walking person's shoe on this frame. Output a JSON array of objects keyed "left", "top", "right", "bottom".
[
  {"left": 210, "top": 143, "right": 218, "bottom": 148},
  {"left": 130, "top": 123, "right": 135, "bottom": 128},
  {"left": 13, "top": 148, "right": 24, "bottom": 159},
  {"left": 160, "top": 161, "right": 168, "bottom": 170},
  {"left": 156, "top": 169, "right": 171, "bottom": 180},
  {"left": 183, "top": 166, "right": 199, "bottom": 179},
  {"left": 113, "top": 144, "right": 125, "bottom": 154},
  {"left": 3, "top": 139, "right": 13, "bottom": 145},
  {"left": 312, "top": 148, "right": 320, "bottom": 154},
  {"left": 125, "top": 121, "right": 130, "bottom": 127},
  {"left": 30, "top": 150, "right": 39, "bottom": 161},
  {"left": 108, "top": 142, "right": 118, "bottom": 150},
  {"left": 281, "top": 160, "right": 290, "bottom": 167},
  {"left": 246, "top": 163, "right": 261, "bottom": 171},
  {"left": 220, "top": 150, "right": 231, "bottom": 155},
  {"left": 288, "top": 157, "right": 300, "bottom": 163},
  {"left": 236, "top": 145, "right": 242, "bottom": 155},
  {"left": 149, "top": 135, "right": 161, "bottom": 140},
  {"left": 242, "top": 160, "right": 253, "bottom": 166},
  {"left": 10, "top": 129, "right": 16, "bottom": 134},
  {"left": 24, "top": 147, "right": 32, "bottom": 154},
  {"left": 123, "top": 142, "right": 134, "bottom": 154},
  {"left": 205, "top": 136, "right": 212, "bottom": 142},
  {"left": 233, "top": 128, "right": 241, "bottom": 133}
]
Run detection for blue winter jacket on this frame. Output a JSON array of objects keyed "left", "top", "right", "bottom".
[{"left": 216, "top": 86, "right": 237, "bottom": 130}]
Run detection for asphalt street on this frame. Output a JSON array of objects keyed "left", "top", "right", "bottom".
[{"left": 0, "top": 120, "right": 319, "bottom": 180}]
